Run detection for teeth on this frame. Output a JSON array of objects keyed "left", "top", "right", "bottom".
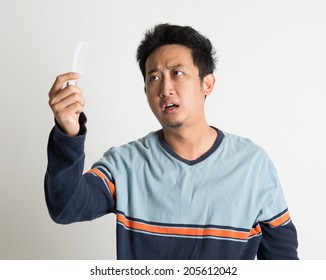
[{"left": 163, "top": 103, "right": 178, "bottom": 110}]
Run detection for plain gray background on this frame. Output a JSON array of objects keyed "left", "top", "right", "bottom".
[{"left": 1, "top": 0, "right": 325, "bottom": 259}]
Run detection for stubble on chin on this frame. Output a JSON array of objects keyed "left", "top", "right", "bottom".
[{"left": 166, "top": 121, "right": 183, "bottom": 129}]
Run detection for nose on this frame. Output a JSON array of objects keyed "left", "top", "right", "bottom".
[{"left": 159, "top": 76, "right": 175, "bottom": 98}]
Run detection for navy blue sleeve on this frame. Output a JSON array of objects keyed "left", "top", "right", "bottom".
[
  {"left": 44, "top": 113, "right": 115, "bottom": 224},
  {"left": 257, "top": 220, "right": 299, "bottom": 260}
]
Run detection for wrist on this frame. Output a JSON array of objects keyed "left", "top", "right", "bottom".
[{"left": 55, "top": 113, "right": 87, "bottom": 137}]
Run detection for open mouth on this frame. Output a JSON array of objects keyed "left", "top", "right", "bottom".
[{"left": 163, "top": 103, "right": 179, "bottom": 112}]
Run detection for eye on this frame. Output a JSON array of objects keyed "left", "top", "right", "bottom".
[
  {"left": 173, "top": 70, "right": 184, "bottom": 77},
  {"left": 148, "top": 75, "right": 160, "bottom": 82}
]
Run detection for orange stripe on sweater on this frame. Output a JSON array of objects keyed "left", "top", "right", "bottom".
[
  {"left": 249, "top": 224, "right": 261, "bottom": 237},
  {"left": 267, "top": 211, "right": 290, "bottom": 227},
  {"left": 117, "top": 214, "right": 251, "bottom": 240},
  {"left": 87, "top": 168, "right": 116, "bottom": 198}
]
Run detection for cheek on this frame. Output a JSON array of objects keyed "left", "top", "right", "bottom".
[
  {"left": 185, "top": 94, "right": 205, "bottom": 115},
  {"left": 146, "top": 95, "right": 159, "bottom": 113},
  {"left": 145, "top": 83, "right": 160, "bottom": 99},
  {"left": 181, "top": 84, "right": 203, "bottom": 104}
]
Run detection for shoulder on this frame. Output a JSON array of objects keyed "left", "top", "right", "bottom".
[
  {"left": 93, "top": 130, "right": 162, "bottom": 173},
  {"left": 219, "top": 130, "right": 276, "bottom": 173},
  {"left": 222, "top": 131, "right": 266, "bottom": 156},
  {"left": 102, "top": 130, "right": 161, "bottom": 159}
]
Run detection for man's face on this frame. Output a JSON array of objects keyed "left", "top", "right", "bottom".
[{"left": 145, "top": 44, "right": 213, "bottom": 130}]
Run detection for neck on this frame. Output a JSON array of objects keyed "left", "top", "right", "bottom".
[{"left": 162, "top": 122, "right": 218, "bottom": 161}]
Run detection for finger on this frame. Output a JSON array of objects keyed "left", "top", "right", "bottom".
[
  {"left": 49, "top": 72, "right": 80, "bottom": 98},
  {"left": 55, "top": 102, "right": 84, "bottom": 136},
  {"left": 51, "top": 92, "right": 85, "bottom": 115},
  {"left": 57, "top": 102, "right": 84, "bottom": 121},
  {"left": 49, "top": 84, "right": 82, "bottom": 106}
]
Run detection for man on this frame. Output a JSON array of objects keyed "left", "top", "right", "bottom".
[{"left": 45, "top": 23, "right": 299, "bottom": 259}]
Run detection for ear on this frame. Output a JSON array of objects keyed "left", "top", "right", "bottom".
[{"left": 202, "top": 74, "right": 215, "bottom": 96}]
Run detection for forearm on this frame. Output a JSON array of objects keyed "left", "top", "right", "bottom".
[{"left": 44, "top": 113, "right": 114, "bottom": 224}]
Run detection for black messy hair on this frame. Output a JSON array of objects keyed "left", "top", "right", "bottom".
[{"left": 136, "top": 23, "right": 217, "bottom": 81}]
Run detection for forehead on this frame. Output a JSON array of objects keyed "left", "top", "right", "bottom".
[{"left": 145, "top": 44, "right": 194, "bottom": 72}]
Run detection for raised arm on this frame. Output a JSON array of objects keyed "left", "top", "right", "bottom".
[{"left": 45, "top": 73, "right": 115, "bottom": 224}]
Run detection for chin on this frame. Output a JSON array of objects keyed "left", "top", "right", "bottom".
[{"left": 166, "top": 121, "right": 183, "bottom": 129}]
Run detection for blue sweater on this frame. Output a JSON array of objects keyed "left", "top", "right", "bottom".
[{"left": 45, "top": 114, "right": 298, "bottom": 259}]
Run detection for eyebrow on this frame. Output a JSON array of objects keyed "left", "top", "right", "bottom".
[{"left": 147, "top": 64, "right": 185, "bottom": 75}]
